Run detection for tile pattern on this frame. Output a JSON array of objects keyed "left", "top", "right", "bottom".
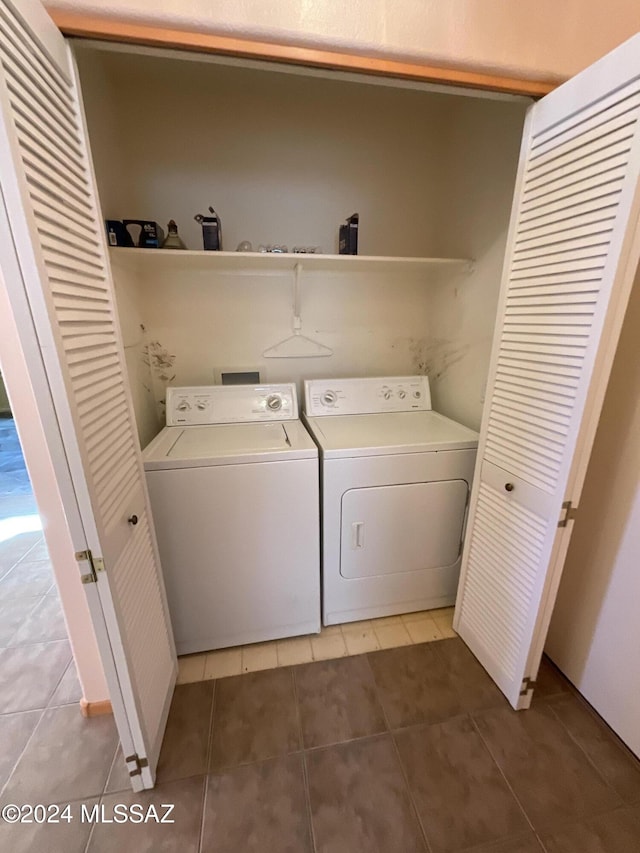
[
  {"left": 0, "top": 633, "right": 638, "bottom": 851},
  {"left": 0, "top": 418, "right": 121, "bottom": 831},
  {"left": 177, "top": 606, "right": 457, "bottom": 685},
  {"left": 210, "top": 667, "right": 299, "bottom": 770},
  {"left": 395, "top": 716, "right": 529, "bottom": 852},
  {"left": 306, "top": 735, "right": 427, "bottom": 853},
  {"left": 474, "top": 702, "right": 621, "bottom": 833},
  {"left": 133, "top": 640, "right": 640, "bottom": 851},
  {"left": 204, "top": 756, "right": 313, "bottom": 853},
  {"left": 295, "top": 655, "right": 386, "bottom": 748}
]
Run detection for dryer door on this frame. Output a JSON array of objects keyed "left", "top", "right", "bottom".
[{"left": 340, "top": 480, "right": 469, "bottom": 578}]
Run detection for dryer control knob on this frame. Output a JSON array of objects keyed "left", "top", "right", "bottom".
[
  {"left": 196, "top": 402, "right": 207, "bottom": 411},
  {"left": 382, "top": 387, "right": 392, "bottom": 400},
  {"left": 266, "top": 394, "right": 282, "bottom": 411},
  {"left": 321, "top": 390, "right": 337, "bottom": 406},
  {"left": 398, "top": 390, "right": 407, "bottom": 399}
]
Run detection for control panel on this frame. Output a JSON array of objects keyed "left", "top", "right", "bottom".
[
  {"left": 166, "top": 384, "right": 298, "bottom": 425},
  {"left": 304, "top": 376, "right": 431, "bottom": 416}
]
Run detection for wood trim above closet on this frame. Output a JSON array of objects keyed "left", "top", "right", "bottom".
[{"left": 49, "top": 10, "right": 558, "bottom": 98}]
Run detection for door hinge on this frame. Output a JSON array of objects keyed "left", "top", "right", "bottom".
[
  {"left": 558, "top": 500, "right": 578, "bottom": 528},
  {"left": 520, "top": 676, "right": 537, "bottom": 696},
  {"left": 125, "top": 753, "right": 149, "bottom": 778},
  {"left": 75, "top": 550, "right": 105, "bottom": 584}
]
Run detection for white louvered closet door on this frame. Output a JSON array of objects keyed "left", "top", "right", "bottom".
[
  {"left": 0, "top": 0, "right": 176, "bottom": 789},
  {"left": 454, "top": 33, "right": 640, "bottom": 709}
]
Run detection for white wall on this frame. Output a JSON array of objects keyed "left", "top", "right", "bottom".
[
  {"left": 47, "top": 0, "right": 640, "bottom": 83},
  {"left": 429, "top": 98, "right": 526, "bottom": 428},
  {"left": 0, "top": 272, "right": 108, "bottom": 704},
  {"left": 79, "top": 50, "right": 448, "bottom": 256},
  {"left": 77, "top": 47, "right": 525, "bottom": 437},
  {"left": 546, "top": 268, "right": 640, "bottom": 757}
]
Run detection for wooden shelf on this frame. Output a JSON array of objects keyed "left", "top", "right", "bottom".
[{"left": 108, "top": 247, "right": 473, "bottom": 276}]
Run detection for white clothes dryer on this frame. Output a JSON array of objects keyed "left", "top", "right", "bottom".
[
  {"left": 303, "top": 376, "right": 479, "bottom": 625},
  {"left": 143, "top": 384, "right": 320, "bottom": 654}
]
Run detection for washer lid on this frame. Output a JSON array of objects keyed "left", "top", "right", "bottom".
[
  {"left": 304, "top": 411, "right": 479, "bottom": 458},
  {"left": 142, "top": 419, "right": 318, "bottom": 469},
  {"left": 169, "top": 422, "right": 289, "bottom": 457}
]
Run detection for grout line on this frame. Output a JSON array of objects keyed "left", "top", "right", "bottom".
[
  {"left": 291, "top": 667, "right": 319, "bottom": 853},
  {"left": 1, "top": 596, "right": 49, "bottom": 648},
  {"left": 198, "top": 678, "right": 217, "bottom": 853},
  {"left": 0, "top": 705, "right": 48, "bottom": 716},
  {"left": 13, "top": 536, "right": 47, "bottom": 568},
  {"left": 535, "top": 830, "right": 552, "bottom": 853},
  {"left": 553, "top": 686, "right": 640, "bottom": 774},
  {"left": 101, "top": 742, "right": 122, "bottom": 797},
  {"left": 1, "top": 632, "right": 71, "bottom": 650},
  {"left": 390, "top": 736, "right": 434, "bottom": 853},
  {"left": 544, "top": 701, "right": 625, "bottom": 807},
  {"left": 0, "top": 703, "right": 48, "bottom": 801},
  {"left": 83, "top": 807, "right": 98, "bottom": 853},
  {"left": 469, "top": 713, "right": 537, "bottom": 835},
  {"left": 362, "top": 652, "right": 433, "bottom": 853},
  {"left": 45, "top": 658, "right": 74, "bottom": 710}
]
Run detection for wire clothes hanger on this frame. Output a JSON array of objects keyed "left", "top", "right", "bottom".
[{"left": 263, "top": 262, "right": 333, "bottom": 359}]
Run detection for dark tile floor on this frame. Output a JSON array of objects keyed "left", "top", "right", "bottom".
[
  {"left": 3, "top": 641, "right": 632, "bottom": 853},
  {"left": 155, "top": 647, "right": 640, "bottom": 853}
]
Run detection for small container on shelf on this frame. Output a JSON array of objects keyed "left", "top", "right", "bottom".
[
  {"left": 338, "top": 212, "right": 359, "bottom": 255},
  {"left": 122, "top": 220, "right": 165, "bottom": 248},
  {"left": 105, "top": 220, "right": 133, "bottom": 247},
  {"left": 194, "top": 206, "right": 222, "bottom": 250},
  {"left": 258, "top": 244, "right": 288, "bottom": 253},
  {"left": 162, "top": 220, "right": 187, "bottom": 250}
]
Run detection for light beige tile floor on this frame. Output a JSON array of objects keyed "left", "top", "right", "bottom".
[{"left": 177, "top": 607, "right": 457, "bottom": 684}]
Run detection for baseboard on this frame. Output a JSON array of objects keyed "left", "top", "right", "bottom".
[{"left": 80, "top": 698, "right": 113, "bottom": 717}]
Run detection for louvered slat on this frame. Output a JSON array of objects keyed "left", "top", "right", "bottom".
[
  {"left": 457, "top": 35, "right": 640, "bottom": 711},
  {"left": 111, "top": 515, "right": 169, "bottom": 742},
  {"left": 0, "top": 0, "right": 175, "bottom": 785},
  {"left": 517, "top": 207, "right": 618, "bottom": 243},
  {"left": 460, "top": 483, "right": 548, "bottom": 679},
  {"left": 526, "top": 131, "right": 633, "bottom": 188}
]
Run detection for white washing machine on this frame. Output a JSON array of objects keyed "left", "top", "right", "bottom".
[
  {"left": 303, "top": 376, "right": 479, "bottom": 625},
  {"left": 143, "top": 384, "right": 320, "bottom": 654}
]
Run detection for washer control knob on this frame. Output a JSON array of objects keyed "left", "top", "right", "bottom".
[
  {"left": 266, "top": 394, "right": 282, "bottom": 411},
  {"left": 176, "top": 401, "right": 190, "bottom": 412},
  {"left": 398, "top": 390, "right": 407, "bottom": 399},
  {"left": 322, "top": 390, "right": 337, "bottom": 406},
  {"left": 196, "top": 402, "right": 207, "bottom": 411},
  {"left": 413, "top": 390, "right": 422, "bottom": 399},
  {"left": 382, "top": 387, "right": 392, "bottom": 400}
]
